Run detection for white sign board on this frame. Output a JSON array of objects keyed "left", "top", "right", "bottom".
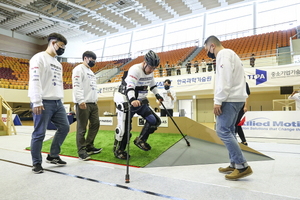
[
  {"left": 242, "top": 111, "right": 300, "bottom": 139},
  {"left": 2, "top": 114, "right": 14, "bottom": 122},
  {"left": 99, "top": 117, "right": 113, "bottom": 126},
  {"left": 293, "top": 55, "right": 300, "bottom": 64},
  {"left": 2, "top": 114, "right": 22, "bottom": 125},
  {"left": 137, "top": 117, "right": 168, "bottom": 127}
]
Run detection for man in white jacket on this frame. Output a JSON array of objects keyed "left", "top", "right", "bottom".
[
  {"left": 157, "top": 79, "right": 176, "bottom": 117},
  {"left": 204, "top": 35, "right": 253, "bottom": 180},
  {"left": 288, "top": 91, "right": 300, "bottom": 111},
  {"left": 72, "top": 51, "right": 102, "bottom": 161},
  {"left": 28, "top": 33, "right": 69, "bottom": 174}
]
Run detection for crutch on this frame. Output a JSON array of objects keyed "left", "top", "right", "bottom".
[
  {"left": 160, "top": 101, "right": 190, "bottom": 146},
  {"left": 125, "top": 102, "right": 131, "bottom": 183}
]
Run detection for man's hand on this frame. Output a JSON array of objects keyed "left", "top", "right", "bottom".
[
  {"left": 33, "top": 106, "right": 44, "bottom": 115},
  {"left": 167, "top": 92, "right": 174, "bottom": 100},
  {"left": 79, "top": 102, "right": 87, "bottom": 109},
  {"left": 213, "top": 104, "right": 222, "bottom": 116},
  {"left": 131, "top": 100, "right": 141, "bottom": 107},
  {"left": 156, "top": 100, "right": 161, "bottom": 106},
  {"left": 291, "top": 91, "right": 298, "bottom": 97}
]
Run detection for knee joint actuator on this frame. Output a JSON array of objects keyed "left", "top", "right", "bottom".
[{"left": 114, "top": 90, "right": 129, "bottom": 142}]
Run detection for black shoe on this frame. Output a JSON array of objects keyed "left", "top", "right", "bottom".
[
  {"left": 79, "top": 152, "right": 91, "bottom": 161},
  {"left": 134, "top": 137, "right": 151, "bottom": 151},
  {"left": 87, "top": 147, "right": 102, "bottom": 155},
  {"left": 46, "top": 154, "right": 67, "bottom": 165},
  {"left": 32, "top": 163, "right": 44, "bottom": 174},
  {"left": 114, "top": 150, "right": 130, "bottom": 160},
  {"left": 241, "top": 142, "right": 248, "bottom": 146}
]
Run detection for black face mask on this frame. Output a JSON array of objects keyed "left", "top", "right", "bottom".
[
  {"left": 88, "top": 60, "right": 95, "bottom": 67},
  {"left": 164, "top": 85, "right": 170, "bottom": 90},
  {"left": 56, "top": 47, "right": 65, "bottom": 56},
  {"left": 207, "top": 46, "right": 215, "bottom": 59}
]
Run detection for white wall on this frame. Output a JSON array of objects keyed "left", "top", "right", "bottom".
[{"left": 62, "top": 38, "right": 87, "bottom": 60}]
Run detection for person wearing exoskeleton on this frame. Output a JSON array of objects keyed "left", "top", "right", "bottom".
[{"left": 113, "top": 50, "right": 164, "bottom": 160}]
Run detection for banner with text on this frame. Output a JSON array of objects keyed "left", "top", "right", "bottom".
[
  {"left": 97, "top": 64, "right": 300, "bottom": 99},
  {"left": 244, "top": 64, "right": 300, "bottom": 88},
  {"left": 99, "top": 117, "right": 113, "bottom": 126},
  {"left": 137, "top": 116, "right": 169, "bottom": 127},
  {"left": 97, "top": 72, "right": 215, "bottom": 98},
  {"left": 242, "top": 111, "right": 300, "bottom": 139}
]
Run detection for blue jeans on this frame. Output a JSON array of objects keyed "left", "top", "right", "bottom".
[
  {"left": 216, "top": 102, "right": 247, "bottom": 169},
  {"left": 31, "top": 100, "right": 69, "bottom": 165}
]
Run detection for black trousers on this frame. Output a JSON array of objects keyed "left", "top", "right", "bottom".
[
  {"left": 76, "top": 103, "right": 100, "bottom": 152},
  {"left": 235, "top": 105, "right": 246, "bottom": 143}
]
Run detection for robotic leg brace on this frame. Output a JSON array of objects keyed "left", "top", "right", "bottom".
[{"left": 113, "top": 90, "right": 131, "bottom": 160}]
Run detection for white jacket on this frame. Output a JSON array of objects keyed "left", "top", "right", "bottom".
[
  {"left": 72, "top": 63, "right": 98, "bottom": 104},
  {"left": 28, "top": 51, "right": 64, "bottom": 107},
  {"left": 158, "top": 89, "right": 176, "bottom": 109},
  {"left": 288, "top": 93, "right": 300, "bottom": 111},
  {"left": 214, "top": 49, "right": 248, "bottom": 105},
  {"left": 125, "top": 63, "right": 159, "bottom": 100}
]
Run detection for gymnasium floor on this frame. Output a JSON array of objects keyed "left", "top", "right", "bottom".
[{"left": 1, "top": 125, "right": 300, "bottom": 200}]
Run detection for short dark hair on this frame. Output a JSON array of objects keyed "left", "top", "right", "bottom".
[
  {"left": 164, "top": 79, "right": 171, "bottom": 84},
  {"left": 204, "top": 35, "right": 221, "bottom": 47},
  {"left": 82, "top": 51, "right": 96, "bottom": 60},
  {"left": 47, "top": 33, "right": 67, "bottom": 45}
]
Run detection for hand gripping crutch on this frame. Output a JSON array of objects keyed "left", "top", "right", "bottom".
[{"left": 160, "top": 101, "right": 190, "bottom": 146}]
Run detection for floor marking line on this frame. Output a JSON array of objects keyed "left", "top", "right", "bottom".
[{"left": 0, "top": 158, "right": 185, "bottom": 200}]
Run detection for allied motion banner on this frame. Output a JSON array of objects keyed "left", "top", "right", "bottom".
[
  {"left": 242, "top": 111, "right": 300, "bottom": 139},
  {"left": 244, "top": 64, "right": 300, "bottom": 87}
]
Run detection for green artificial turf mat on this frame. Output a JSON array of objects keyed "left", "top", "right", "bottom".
[{"left": 26, "top": 130, "right": 182, "bottom": 167}]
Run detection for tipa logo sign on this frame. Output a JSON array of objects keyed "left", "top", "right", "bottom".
[{"left": 247, "top": 69, "right": 267, "bottom": 85}]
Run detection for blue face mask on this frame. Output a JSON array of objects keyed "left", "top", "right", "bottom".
[{"left": 164, "top": 85, "right": 170, "bottom": 90}]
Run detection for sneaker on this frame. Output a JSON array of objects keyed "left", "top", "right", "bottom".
[
  {"left": 46, "top": 154, "right": 67, "bottom": 165},
  {"left": 241, "top": 142, "right": 248, "bottom": 146},
  {"left": 225, "top": 166, "right": 253, "bottom": 181},
  {"left": 79, "top": 152, "right": 91, "bottom": 161},
  {"left": 133, "top": 137, "right": 151, "bottom": 151},
  {"left": 32, "top": 163, "right": 44, "bottom": 174},
  {"left": 86, "top": 147, "right": 102, "bottom": 155},
  {"left": 114, "top": 150, "right": 130, "bottom": 160},
  {"left": 218, "top": 166, "right": 235, "bottom": 174}
]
